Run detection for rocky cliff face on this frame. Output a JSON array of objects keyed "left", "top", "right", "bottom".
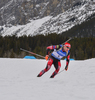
[
  {"left": 0, "top": 0, "right": 81, "bottom": 25},
  {"left": 0, "top": 0, "right": 95, "bottom": 37}
]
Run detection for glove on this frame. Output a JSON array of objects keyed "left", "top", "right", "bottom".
[
  {"left": 45, "top": 55, "right": 49, "bottom": 60},
  {"left": 65, "top": 66, "right": 68, "bottom": 71}
]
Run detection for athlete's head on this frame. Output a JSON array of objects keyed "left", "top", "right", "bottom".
[{"left": 64, "top": 42, "right": 71, "bottom": 52}]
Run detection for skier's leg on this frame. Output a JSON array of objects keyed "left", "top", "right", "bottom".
[
  {"left": 50, "top": 61, "right": 61, "bottom": 78},
  {"left": 37, "top": 59, "right": 53, "bottom": 77}
]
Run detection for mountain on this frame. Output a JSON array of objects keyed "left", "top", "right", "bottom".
[
  {"left": 0, "top": 0, "right": 95, "bottom": 37},
  {"left": 0, "top": 0, "right": 82, "bottom": 25}
]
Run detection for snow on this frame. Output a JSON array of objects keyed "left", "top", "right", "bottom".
[
  {"left": 1, "top": 16, "right": 52, "bottom": 37},
  {"left": 0, "top": 0, "right": 13, "bottom": 11},
  {"left": 1, "top": 1, "right": 95, "bottom": 37},
  {"left": 0, "top": 58, "right": 95, "bottom": 100}
]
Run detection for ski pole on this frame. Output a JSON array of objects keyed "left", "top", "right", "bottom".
[
  {"left": 57, "top": 69, "right": 65, "bottom": 75},
  {"left": 48, "top": 37, "right": 72, "bottom": 57},
  {"left": 59, "top": 37, "right": 72, "bottom": 51},
  {"left": 61, "top": 37, "right": 72, "bottom": 45},
  {"left": 20, "top": 48, "right": 45, "bottom": 59}
]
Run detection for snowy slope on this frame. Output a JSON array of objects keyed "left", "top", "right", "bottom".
[
  {"left": 0, "top": 1, "right": 95, "bottom": 37},
  {"left": 0, "top": 58, "right": 95, "bottom": 100},
  {"left": 0, "top": 16, "right": 52, "bottom": 37},
  {"left": 34, "top": 1, "right": 95, "bottom": 35}
]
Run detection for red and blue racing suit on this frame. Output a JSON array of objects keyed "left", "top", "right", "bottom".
[{"left": 38, "top": 44, "right": 70, "bottom": 78}]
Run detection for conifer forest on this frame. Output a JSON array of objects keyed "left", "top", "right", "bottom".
[{"left": 0, "top": 33, "right": 95, "bottom": 60}]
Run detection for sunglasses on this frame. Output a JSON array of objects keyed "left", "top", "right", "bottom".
[{"left": 66, "top": 46, "right": 70, "bottom": 49}]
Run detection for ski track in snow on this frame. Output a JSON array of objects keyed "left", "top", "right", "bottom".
[{"left": 0, "top": 58, "right": 95, "bottom": 100}]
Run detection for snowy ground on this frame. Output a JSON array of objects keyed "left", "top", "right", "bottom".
[{"left": 0, "top": 58, "right": 95, "bottom": 100}]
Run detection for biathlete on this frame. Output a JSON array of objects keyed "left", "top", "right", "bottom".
[{"left": 37, "top": 42, "right": 71, "bottom": 78}]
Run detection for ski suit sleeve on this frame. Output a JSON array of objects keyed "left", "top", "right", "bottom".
[
  {"left": 65, "top": 51, "right": 70, "bottom": 71},
  {"left": 46, "top": 45, "right": 61, "bottom": 55}
]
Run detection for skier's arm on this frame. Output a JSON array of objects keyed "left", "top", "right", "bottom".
[
  {"left": 65, "top": 52, "right": 70, "bottom": 71},
  {"left": 46, "top": 45, "right": 61, "bottom": 55},
  {"left": 45, "top": 45, "right": 61, "bottom": 60}
]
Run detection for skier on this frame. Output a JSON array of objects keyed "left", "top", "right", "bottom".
[{"left": 37, "top": 42, "right": 71, "bottom": 78}]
